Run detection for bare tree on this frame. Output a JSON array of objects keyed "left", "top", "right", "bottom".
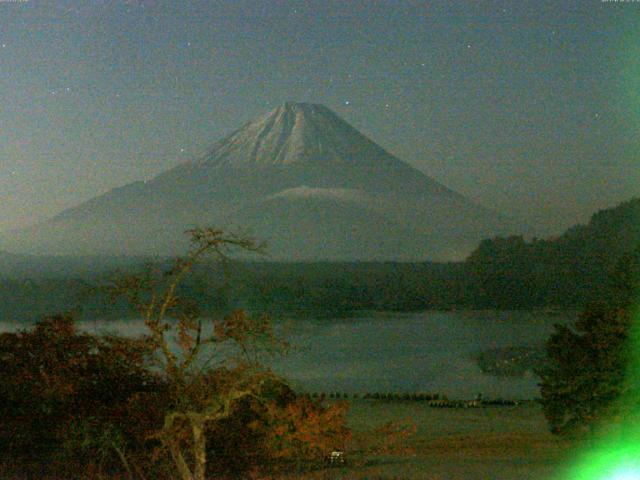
[{"left": 106, "top": 228, "right": 281, "bottom": 480}]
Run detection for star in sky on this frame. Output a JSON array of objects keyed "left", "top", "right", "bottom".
[{"left": 0, "top": 0, "right": 635, "bottom": 236}]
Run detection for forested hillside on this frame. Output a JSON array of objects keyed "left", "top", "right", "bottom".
[
  {"left": 463, "top": 197, "right": 640, "bottom": 308},
  {"left": 229, "top": 197, "right": 640, "bottom": 312},
  {"left": 0, "top": 198, "right": 638, "bottom": 320}
]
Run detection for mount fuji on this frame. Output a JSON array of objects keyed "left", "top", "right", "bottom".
[{"left": 2, "top": 102, "right": 519, "bottom": 260}]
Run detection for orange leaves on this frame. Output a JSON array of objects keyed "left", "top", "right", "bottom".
[
  {"left": 82, "top": 229, "right": 354, "bottom": 478},
  {"left": 0, "top": 313, "right": 160, "bottom": 473},
  {"left": 215, "top": 309, "right": 271, "bottom": 343},
  {"left": 33, "top": 314, "right": 77, "bottom": 338},
  {"left": 214, "top": 309, "right": 288, "bottom": 364},
  {"left": 0, "top": 314, "right": 87, "bottom": 403},
  {"left": 254, "top": 396, "right": 351, "bottom": 464},
  {"left": 177, "top": 317, "right": 197, "bottom": 353}
]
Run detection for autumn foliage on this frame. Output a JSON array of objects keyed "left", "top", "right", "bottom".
[
  {"left": 0, "top": 314, "right": 158, "bottom": 477},
  {"left": 0, "top": 317, "right": 351, "bottom": 479},
  {"left": 256, "top": 396, "right": 351, "bottom": 464},
  {"left": 0, "top": 229, "right": 352, "bottom": 479}
]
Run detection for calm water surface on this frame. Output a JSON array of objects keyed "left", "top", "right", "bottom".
[
  {"left": 269, "top": 310, "right": 575, "bottom": 399},
  {"left": 2, "top": 310, "right": 575, "bottom": 400}
]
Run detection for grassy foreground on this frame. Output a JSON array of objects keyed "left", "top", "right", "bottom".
[{"left": 280, "top": 399, "right": 576, "bottom": 480}]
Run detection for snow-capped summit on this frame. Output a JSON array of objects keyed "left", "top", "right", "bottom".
[
  {"left": 196, "top": 102, "right": 376, "bottom": 168},
  {"left": 157, "top": 102, "right": 455, "bottom": 198},
  {"left": 1, "top": 102, "right": 519, "bottom": 260}
]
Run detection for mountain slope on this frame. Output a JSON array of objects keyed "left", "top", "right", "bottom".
[{"left": 2, "top": 102, "right": 517, "bottom": 260}]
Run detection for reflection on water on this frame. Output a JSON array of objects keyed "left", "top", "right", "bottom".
[
  {"left": 1, "top": 310, "right": 575, "bottom": 400},
  {"left": 270, "top": 310, "right": 576, "bottom": 400}
]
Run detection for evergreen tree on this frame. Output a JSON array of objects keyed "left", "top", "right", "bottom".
[{"left": 538, "top": 247, "right": 640, "bottom": 435}]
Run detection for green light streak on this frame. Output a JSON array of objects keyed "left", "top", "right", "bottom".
[
  {"left": 558, "top": 304, "right": 640, "bottom": 480},
  {"left": 562, "top": 440, "right": 640, "bottom": 480}
]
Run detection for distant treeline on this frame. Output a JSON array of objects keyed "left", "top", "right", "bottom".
[
  {"left": 1, "top": 198, "right": 639, "bottom": 321},
  {"left": 463, "top": 197, "right": 640, "bottom": 308},
  {"left": 233, "top": 197, "right": 640, "bottom": 313},
  {"left": 304, "top": 392, "right": 522, "bottom": 407}
]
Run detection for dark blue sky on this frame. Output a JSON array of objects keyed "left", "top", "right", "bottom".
[{"left": 1, "top": 0, "right": 638, "bottom": 234}]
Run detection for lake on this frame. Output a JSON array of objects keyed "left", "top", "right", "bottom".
[
  {"left": 269, "top": 310, "right": 576, "bottom": 399},
  {"left": 2, "top": 310, "right": 576, "bottom": 400}
]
